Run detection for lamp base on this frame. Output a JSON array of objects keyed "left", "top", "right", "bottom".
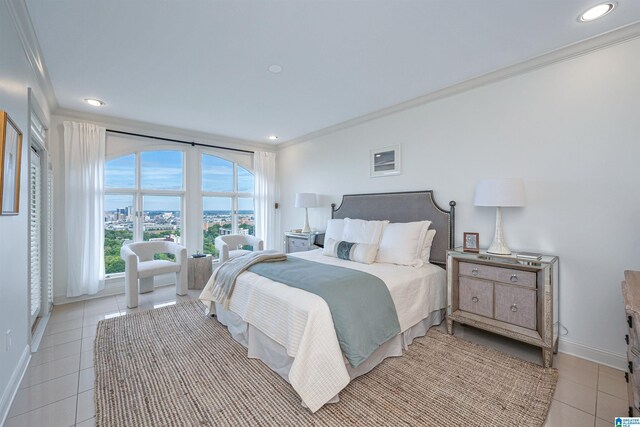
[
  {"left": 301, "top": 208, "right": 311, "bottom": 233},
  {"left": 486, "top": 207, "right": 512, "bottom": 255},
  {"left": 486, "top": 241, "right": 512, "bottom": 255}
]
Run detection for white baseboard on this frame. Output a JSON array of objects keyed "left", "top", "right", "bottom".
[
  {"left": 30, "top": 313, "right": 50, "bottom": 354},
  {"left": 559, "top": 337, "right": 626, "bottom": 370},
  {"left": 0, "top": 345, "right": 31, "bottom": 426},
  {"left": 53, "top": 274, "right": 176, "bottom": 305},
  {"left": 53, "top": 284, "right": 126, "bottom": 305}
]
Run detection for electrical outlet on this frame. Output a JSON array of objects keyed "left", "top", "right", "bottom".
[{"left": 5, "top": 330, "right": 11, "bottom": 352}]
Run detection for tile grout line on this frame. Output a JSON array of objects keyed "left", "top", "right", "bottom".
[
  {"left": 8, "top": 301, "right": 95, "bottom": 424},
  {"left": 593, "top": 366, "right": 598, "bottom": 427},
  {"left": 20, "top": 353, "right": 82, "bottom": 390},
  {"left": 75, "top": 301, "right": 87, "bottom": 426},
  {"left": 7, "top": 369, "right": 81, "bottom": 418}
]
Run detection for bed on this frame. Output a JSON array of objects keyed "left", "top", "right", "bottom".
[{"left": 201, "top": 190, "right": 456, "bottom": 412}]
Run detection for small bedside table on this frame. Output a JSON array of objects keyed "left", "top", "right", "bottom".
[
  {"left": 446, "top": 249, "right": 559, "bottom": 367},
  {"left": 187, "top": 255, "right": 212, "bottom": 290},
  {"left": 284, "top": 232, "right": 325, "bottom": 254}
]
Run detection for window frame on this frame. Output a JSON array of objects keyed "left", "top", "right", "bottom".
[
  {"left": 104, "top": 148, "right": 186, "bottom": 278},
  {"left": 104, "top": 145, "right": 255, "bottom": 277},
  {"left": 200, "top": 150, "right": 254, "bottom": 260}
]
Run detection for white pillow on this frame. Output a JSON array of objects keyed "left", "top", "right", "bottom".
[
  {"left": 376, "top": 221, "right": 432, "bottom": 267},
  {"left": 322, "top": 238, "right": 378, "bottom": 264},
  {"left": 420, "top": 229, "right": 437, "bottom": 263},
  {"left": 342, "top": 218, "right": 389, "bottom": 245},
  {"left": 325, "top": 219, "right": 344, "bottom": 243}
]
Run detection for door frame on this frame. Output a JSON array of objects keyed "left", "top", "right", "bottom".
[{"left": 26, "top": 88, "right": 50, "bottom": 342}]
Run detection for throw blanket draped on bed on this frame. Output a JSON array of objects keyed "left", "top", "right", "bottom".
[
  {"left": 203, "top": 250, "right": 287, "bottom": 309},
  {"left": 248, "top": 257, "right": 401, "bottom": 368}
]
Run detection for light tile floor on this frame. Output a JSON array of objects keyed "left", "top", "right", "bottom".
[{"left": 5, "top": 285, "right": 629, "bottom": 427}]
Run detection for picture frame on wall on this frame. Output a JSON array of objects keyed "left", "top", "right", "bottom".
[
  {"left": 0, "top": 111, "right": 23, "bottom": 215},
  {"left": 370, "top": 145, "right": 401, "bottom": 177},
  {"left": 463, "top": 232, "right": 479, "bottom": 253}
]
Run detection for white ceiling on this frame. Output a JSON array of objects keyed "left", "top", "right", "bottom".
[{"left": 25, "top": 1, "right": 640, "bottom": 144}]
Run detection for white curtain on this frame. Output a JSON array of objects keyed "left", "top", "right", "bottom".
[
  {"left": 253, "top": 151, "right": 277, "bottom": 250},
  {"left": 63, "top": 121, "right": 106, "bottom": 297}
]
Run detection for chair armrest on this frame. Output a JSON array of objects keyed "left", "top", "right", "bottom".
[
  {"left": 173, "top": 245, "right": 187, "bottom": 267},
  {"left": 246, "top": 235, "right": 264, "bottom": 251},
  {"left": 120, "top": 245, "right": 139, "bottom": 282},
  {"left": 215, "top": 238, "right": 230, "bottom": 262},
  {"left": 120, "top": 245, "right": 138, "bottom": 265}
]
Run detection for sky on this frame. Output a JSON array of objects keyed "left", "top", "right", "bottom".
[{"left": 104, "top": 151, "right": 254, "bottom": 211}]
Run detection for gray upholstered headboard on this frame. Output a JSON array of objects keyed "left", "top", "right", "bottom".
[{"left": 331, "top": 191, "right": 456, "bottom": 266}]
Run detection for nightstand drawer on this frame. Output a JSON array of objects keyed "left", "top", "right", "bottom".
[
  {"left": 494, "top": 283, "right": 536, "bottom": 329},
  {"left": 459, "top": 277, "right": 493, "bottom": 318},
  {"left": 287, "top": 237, "right": 309, "bottom": 253},
  {"left": 459, "top": 262, "right": 536, "bottom": 288}
]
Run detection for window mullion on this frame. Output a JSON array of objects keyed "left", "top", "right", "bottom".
[{"left": 135, "top": 152, "right": 142, "bottom": 241}]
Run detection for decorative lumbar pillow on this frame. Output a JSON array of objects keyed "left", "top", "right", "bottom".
[
  {"left": 322, "top": 238, "right": 378, "bottom": 264},
  {"left": 342, "top": 218, "right": 389, "bottom": 245},
  {"left": 325, "top": 219, "right": 344, "bottom": 243},
  {"left": 420, "top": 229, "right": 437, "bottom": 263},
  {"left": 376, "top": 221, "right": 432, "bottom": 267}
]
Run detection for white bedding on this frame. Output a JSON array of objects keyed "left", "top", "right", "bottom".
[
  {"left": 294, "top": 250, "right": 446, "bottom": 332},
  {"left": 203, "top": 249, "right": 446, "bottom": 412}
]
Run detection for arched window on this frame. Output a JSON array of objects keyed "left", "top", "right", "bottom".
[
  {"left": 104, "top": 148, "right": 254, "bottom": 275},
  {"left": 202, "top": 153, "right": 254, "bottom": 259}
]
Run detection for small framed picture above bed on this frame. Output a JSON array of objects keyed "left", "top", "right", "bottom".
[
  {"left": 370, "top": 145, "right": 400, "bottom": 177},
  {"left": 463, "top": 232, "right": 479, "bottom": 253}
]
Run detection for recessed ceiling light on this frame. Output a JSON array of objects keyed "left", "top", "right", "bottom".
[
  {"left": 579, "top": 2, "right": 615, "bottom": 22},
  {"left": 268, "top": 65, "right": 282, "bottom": 74},
  {"left": 267, "top": 135, "right": 278, "bottom": 141},
  {"left": 84, "top": 98, "right": 105, "bottom": 107}
]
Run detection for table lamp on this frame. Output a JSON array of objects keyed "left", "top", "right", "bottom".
[
  {"left": 474, "top": 179, "right": 525, "bottom": 255},
  {"left": 295, "top": 193, "right": 317, "bottom": 233}
]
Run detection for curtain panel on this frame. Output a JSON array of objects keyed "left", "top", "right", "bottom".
[
  {"left": 253, "top": 151, "right": 277, "bottom": 250},
  {"left": 63, "top": 121, "right": 106, "bottom": 297}
]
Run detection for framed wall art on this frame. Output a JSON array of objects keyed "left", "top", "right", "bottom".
[
  {"left": 0, "top": 111, "right": 23, "bottom": 215},
  {"left": 370, "top": 145, "right": 401, "bottom": 177}
]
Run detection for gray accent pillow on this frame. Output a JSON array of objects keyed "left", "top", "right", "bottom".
[{"left": 322, "top": 238, "right": 379, "bottom": 264}]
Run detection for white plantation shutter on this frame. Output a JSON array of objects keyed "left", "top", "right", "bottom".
[
  {"left": 46, "top": 164, "right": 53, "bottom": 307},
  {"left": 28, "top": 96, "right": 52, "bottom": 321},
  {"left": 30, "top": 152, "right": 42, "bottom": 320}
]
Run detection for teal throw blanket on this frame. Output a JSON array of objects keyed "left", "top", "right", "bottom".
[{"left": 248, "top": 257, "right": 400, "bottom": 368}]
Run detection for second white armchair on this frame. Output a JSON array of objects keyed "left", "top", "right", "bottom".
[{"left": 215, "top": 234, "right": 264, "bottom": 263}]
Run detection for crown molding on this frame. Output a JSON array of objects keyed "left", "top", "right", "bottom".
[
  {"left": 5, "top": 0, "right": 58, "bottom": 110},
  {"left": 277, "top": 20, "right": 640, "bottom": 150},
  {"left": 54, "top": 108, "right": 276, "bottom": 153}
]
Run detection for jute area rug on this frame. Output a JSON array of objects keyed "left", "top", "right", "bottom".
[{"left": 95, "top": 301, "right": 557, "bottom": 427}]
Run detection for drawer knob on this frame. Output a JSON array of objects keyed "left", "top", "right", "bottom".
[
  {"left": 471, "top": 268, "right": 479, "bottom": 276},
  {"left": 471, "top": 296, "right": 479, "bottom": 303},
  {"left": 511, "top": 304, "right": 518, "bottom": 312},
  {"left": 510, "top": 274, "right": 518, "bottom": 283}
]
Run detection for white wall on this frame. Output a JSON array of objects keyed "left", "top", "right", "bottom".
[
  {"left": 277, "top": 36, "right": 640, "bottom": 366},
  {"left": 0, "top": 1, "right": 51, "bottom": 421}
]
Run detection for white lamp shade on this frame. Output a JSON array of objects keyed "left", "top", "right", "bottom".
[
  {"left": 295, "top": 193, "right": 317, "bottom": 208},
  {"left": 474, "top": 179, "right": 525, "bottom": 207}
]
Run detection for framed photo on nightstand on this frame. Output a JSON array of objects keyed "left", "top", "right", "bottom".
[{"left": 463, "top": 232, "right": 479, "bottom": 253}]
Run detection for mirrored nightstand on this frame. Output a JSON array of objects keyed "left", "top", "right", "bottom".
[
  {"left": 284, "top": 231, "right": 325, "bottom": 254},
  {"left": 446, "top": 248, "right": 559, "bottom": 367}
]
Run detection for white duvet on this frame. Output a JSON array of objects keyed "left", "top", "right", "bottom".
[{"left": 201, "top": 249, "right": 446, "bottom": 412}]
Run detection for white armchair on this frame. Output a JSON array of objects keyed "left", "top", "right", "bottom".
[
  {"left": 215, "top": 234, "right": 264, "bottom": 263},
  {"left": 120, "top": 241, "right": 188, "bottom": 308}
]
